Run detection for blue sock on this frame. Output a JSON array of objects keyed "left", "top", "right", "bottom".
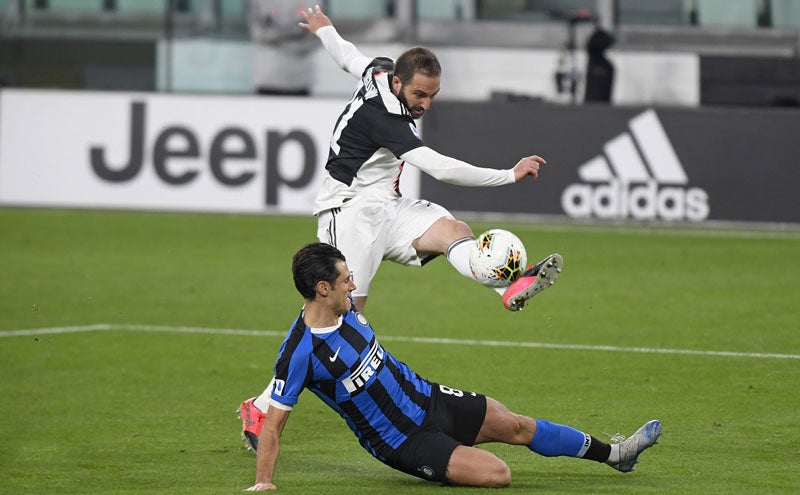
[{"left": 528, "top": 419, "right": 590, "bottom": 458}]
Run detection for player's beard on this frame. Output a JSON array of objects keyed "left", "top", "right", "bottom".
[{"left": 397, "top": 86, "right": 425, "bottom": 119}]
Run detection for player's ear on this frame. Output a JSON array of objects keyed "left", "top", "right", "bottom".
[
  {"left": 391, "top": 75, "right": 402, "bottom": 95},
  {"left": 317, "top": 281, "right": 330, "bottom": 297}
]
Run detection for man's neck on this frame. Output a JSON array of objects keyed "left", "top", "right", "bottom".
[{"left": 302, "top": 301, "right": 341, "bottom": 329}]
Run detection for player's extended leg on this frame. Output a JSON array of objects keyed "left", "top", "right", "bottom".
[
  {"left": 440, "top": 229, "right": 563, "bottom": 311},
  {"left": 475, "top": 397, "right": 661, "bottom": 472}
]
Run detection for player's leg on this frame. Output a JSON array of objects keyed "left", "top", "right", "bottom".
[
  {"left": 414, "top": 214, "right": 562, "bottom": 309},
  {"left": 445, "top": 445, "right": 511, "bottom": 487},
  {"left": 393, "top": 201, "right": 480, "bottom": 282},
  {"left": 501, "top": 252, "right": 563, "bottom": 311},
  {"left": 477, "top": 397, "right": 609, "bottom": 459},
  {"left": 317, "top": 206, "right": 385, "bottom": 313},
  {"left": 383, "top": 412, "right": 510, "bottom": 487},
  {"left": 238, "top": 378, "right": 276, "bottom": 451},
  {"left": 385, "top": 199, "right": 473, "bottom": 274},
  {"left": 476, "top": 397, "right": 661, "bottom": 472},
  {"left": 411, "top": 216, "right": 473, "bottom": 255},
  {"left": 419, "top": 384, "right": 511, "bottom": 487},
  {"left": 393, "top": 198, "right": 562, "bottom": 311}
]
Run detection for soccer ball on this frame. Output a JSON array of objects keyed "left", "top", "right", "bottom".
[{"left": 469, "top": 229, "right": 527, "bottom": 288}]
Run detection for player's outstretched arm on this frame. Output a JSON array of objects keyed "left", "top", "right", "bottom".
[{"left": 299, "top": 4, "right": 372, "bottom": 78}]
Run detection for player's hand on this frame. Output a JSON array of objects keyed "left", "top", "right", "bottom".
[
  {"left": 245, "top": 482, "right": 277, "bottom": 491},
  {"left": 299, "top": 4, "right": 332, "bottom": 34},
  {"left": 512, "top": 155, "right": 547, "bottom": 182}
]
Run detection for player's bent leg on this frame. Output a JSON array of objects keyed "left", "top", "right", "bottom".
[
  {"left": 412, "top": 216, "right": 473, "bottom": 255},
  {"left": 474, "top": 397, "right": 537, "bottom": 445},
  {"left": 445, "top": 445, "right": 511, "bottom": 488}
]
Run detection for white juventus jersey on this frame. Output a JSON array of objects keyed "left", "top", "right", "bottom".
[
  {"left": 312, "top": 26, "right": 515, "bottom": 216},
  {"left": 314, "top": 57, "right": 423, "bottom": 214}
]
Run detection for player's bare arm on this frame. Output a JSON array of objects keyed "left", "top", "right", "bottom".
[
  {"left": 246, "top": 408, "right": 291, "bottom": 491},
  {"left": 298, "top": 4, "right": 332, "bottom": 34},
  {"left": 513, "top": 155, "right": 547, "bottom": 182}
]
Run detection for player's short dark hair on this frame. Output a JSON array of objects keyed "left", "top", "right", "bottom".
[
  {"left": 292, "top": 243, "right": 346, "bottom": 300},
  {"left": 394, "top": 46, "right": 441, "bottom": 85}
]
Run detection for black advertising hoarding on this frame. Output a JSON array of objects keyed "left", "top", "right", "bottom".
[{"left": 420, "top": 102, "right": 800, "bottom": 224}]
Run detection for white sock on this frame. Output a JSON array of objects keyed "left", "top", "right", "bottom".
[
  {"left": 446, "top": 237, "right": 508, "bottom": 297},
  {"left": 253, "top": 378, "right": 275, "bottom": 412},
  {"left": 607, "top": 444, "right": 620, "bottom": 464},
  {"left": 445, "top": 237, "right": 477, "bottom": 279}
]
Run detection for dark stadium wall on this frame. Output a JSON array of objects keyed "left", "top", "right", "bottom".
[{"left": 420, "top": 101, "right": 800, "bottom": 224}]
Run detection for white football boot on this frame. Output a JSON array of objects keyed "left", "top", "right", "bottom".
[{"left": 607, "top": 419, "right": 662, "bottom": 472}]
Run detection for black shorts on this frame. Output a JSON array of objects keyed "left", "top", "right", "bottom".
[{"left": 384, "top": 383, "right": 487, "bottom": 482}]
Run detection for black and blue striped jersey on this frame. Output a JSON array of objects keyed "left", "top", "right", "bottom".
[{"left": 269, "top": 307, "right": 432, "bottom": 461}]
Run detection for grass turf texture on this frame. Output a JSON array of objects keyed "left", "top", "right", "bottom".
[{"left": 1, "top": 207, "right": 798, "bottom": 494}]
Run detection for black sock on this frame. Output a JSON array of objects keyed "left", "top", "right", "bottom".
[{"left": 582, "top": 436, "right": 612, "bottom": 462}]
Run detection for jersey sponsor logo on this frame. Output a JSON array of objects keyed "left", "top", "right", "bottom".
[
  {"left": 561, "top": 109, "right": 710, "bottom": 222},
  {"left": 342, "top": 340, "right": 385, "bottom": 393}
]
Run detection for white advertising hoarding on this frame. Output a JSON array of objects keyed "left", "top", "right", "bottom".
[{"left": 0, "top": 89, "right": 428, "bottom": 214}]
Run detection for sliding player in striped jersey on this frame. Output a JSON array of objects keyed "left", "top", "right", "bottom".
[{"left": 244, "top": 243, "right": 661, "bottom": 491}]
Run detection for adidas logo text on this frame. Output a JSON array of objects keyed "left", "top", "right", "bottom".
[{"left": 561, "top": 110, "right": 710, "bottom": 222}]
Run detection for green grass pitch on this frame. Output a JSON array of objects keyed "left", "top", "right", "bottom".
[{"left": 1, "top": 207, "right": 798, "bottom": 494}]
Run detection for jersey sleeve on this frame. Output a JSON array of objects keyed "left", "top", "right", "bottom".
[
  {"left": 401, "top": 146, "right": 515, "bottom": 186},
  {"left": 316, "top": 25, "right": 373, "bottom": 78},
  {"left": 270, "top": 332, "right": 314, "bottom": 410}
]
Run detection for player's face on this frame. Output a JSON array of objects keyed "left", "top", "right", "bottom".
[
  {"left": 394, "top": 73, "right": 440, "bottom": 119},
  {"left": 330, "top": 261, "right": 356, "bottom": 314}
]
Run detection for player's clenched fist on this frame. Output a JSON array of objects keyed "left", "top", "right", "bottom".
[{"left": 513, "top": 155, "right": 547, "bottom": 182}]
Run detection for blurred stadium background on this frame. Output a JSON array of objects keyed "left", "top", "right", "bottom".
[{"left": 1, "top": 0, "right": 799, "bottom": 225}]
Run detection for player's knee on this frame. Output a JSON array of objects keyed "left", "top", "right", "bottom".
[
  {"left": 471, "top": 456, "right": 511, "bottom": 488},
  {"left": 483, "top": 460, "right": 511, "bottom": 488},
  {"left": 453, "top": 219, "right": 473, "bottom": 238}
]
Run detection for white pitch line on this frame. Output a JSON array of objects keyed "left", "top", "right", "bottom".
[
  {"left": 0, "top": 324, "right": 113, "bottom": 336},
  {"left": 2, "top": 323, "right": 799, "bottom": 360}
]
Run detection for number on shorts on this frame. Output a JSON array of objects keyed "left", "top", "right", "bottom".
[{"left": 439, "top": 385, "right": 464, "bottom": 397}]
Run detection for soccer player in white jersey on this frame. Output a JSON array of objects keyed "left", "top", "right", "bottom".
[
  {"left": 305, "top": 3, "right": 562, "bottom": 315},
  {"left": 244, "top": 243, "right": 661, "bottom": 491},
  {"left": 239, "top": 4, "right": 563, "bottom": 448}
]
